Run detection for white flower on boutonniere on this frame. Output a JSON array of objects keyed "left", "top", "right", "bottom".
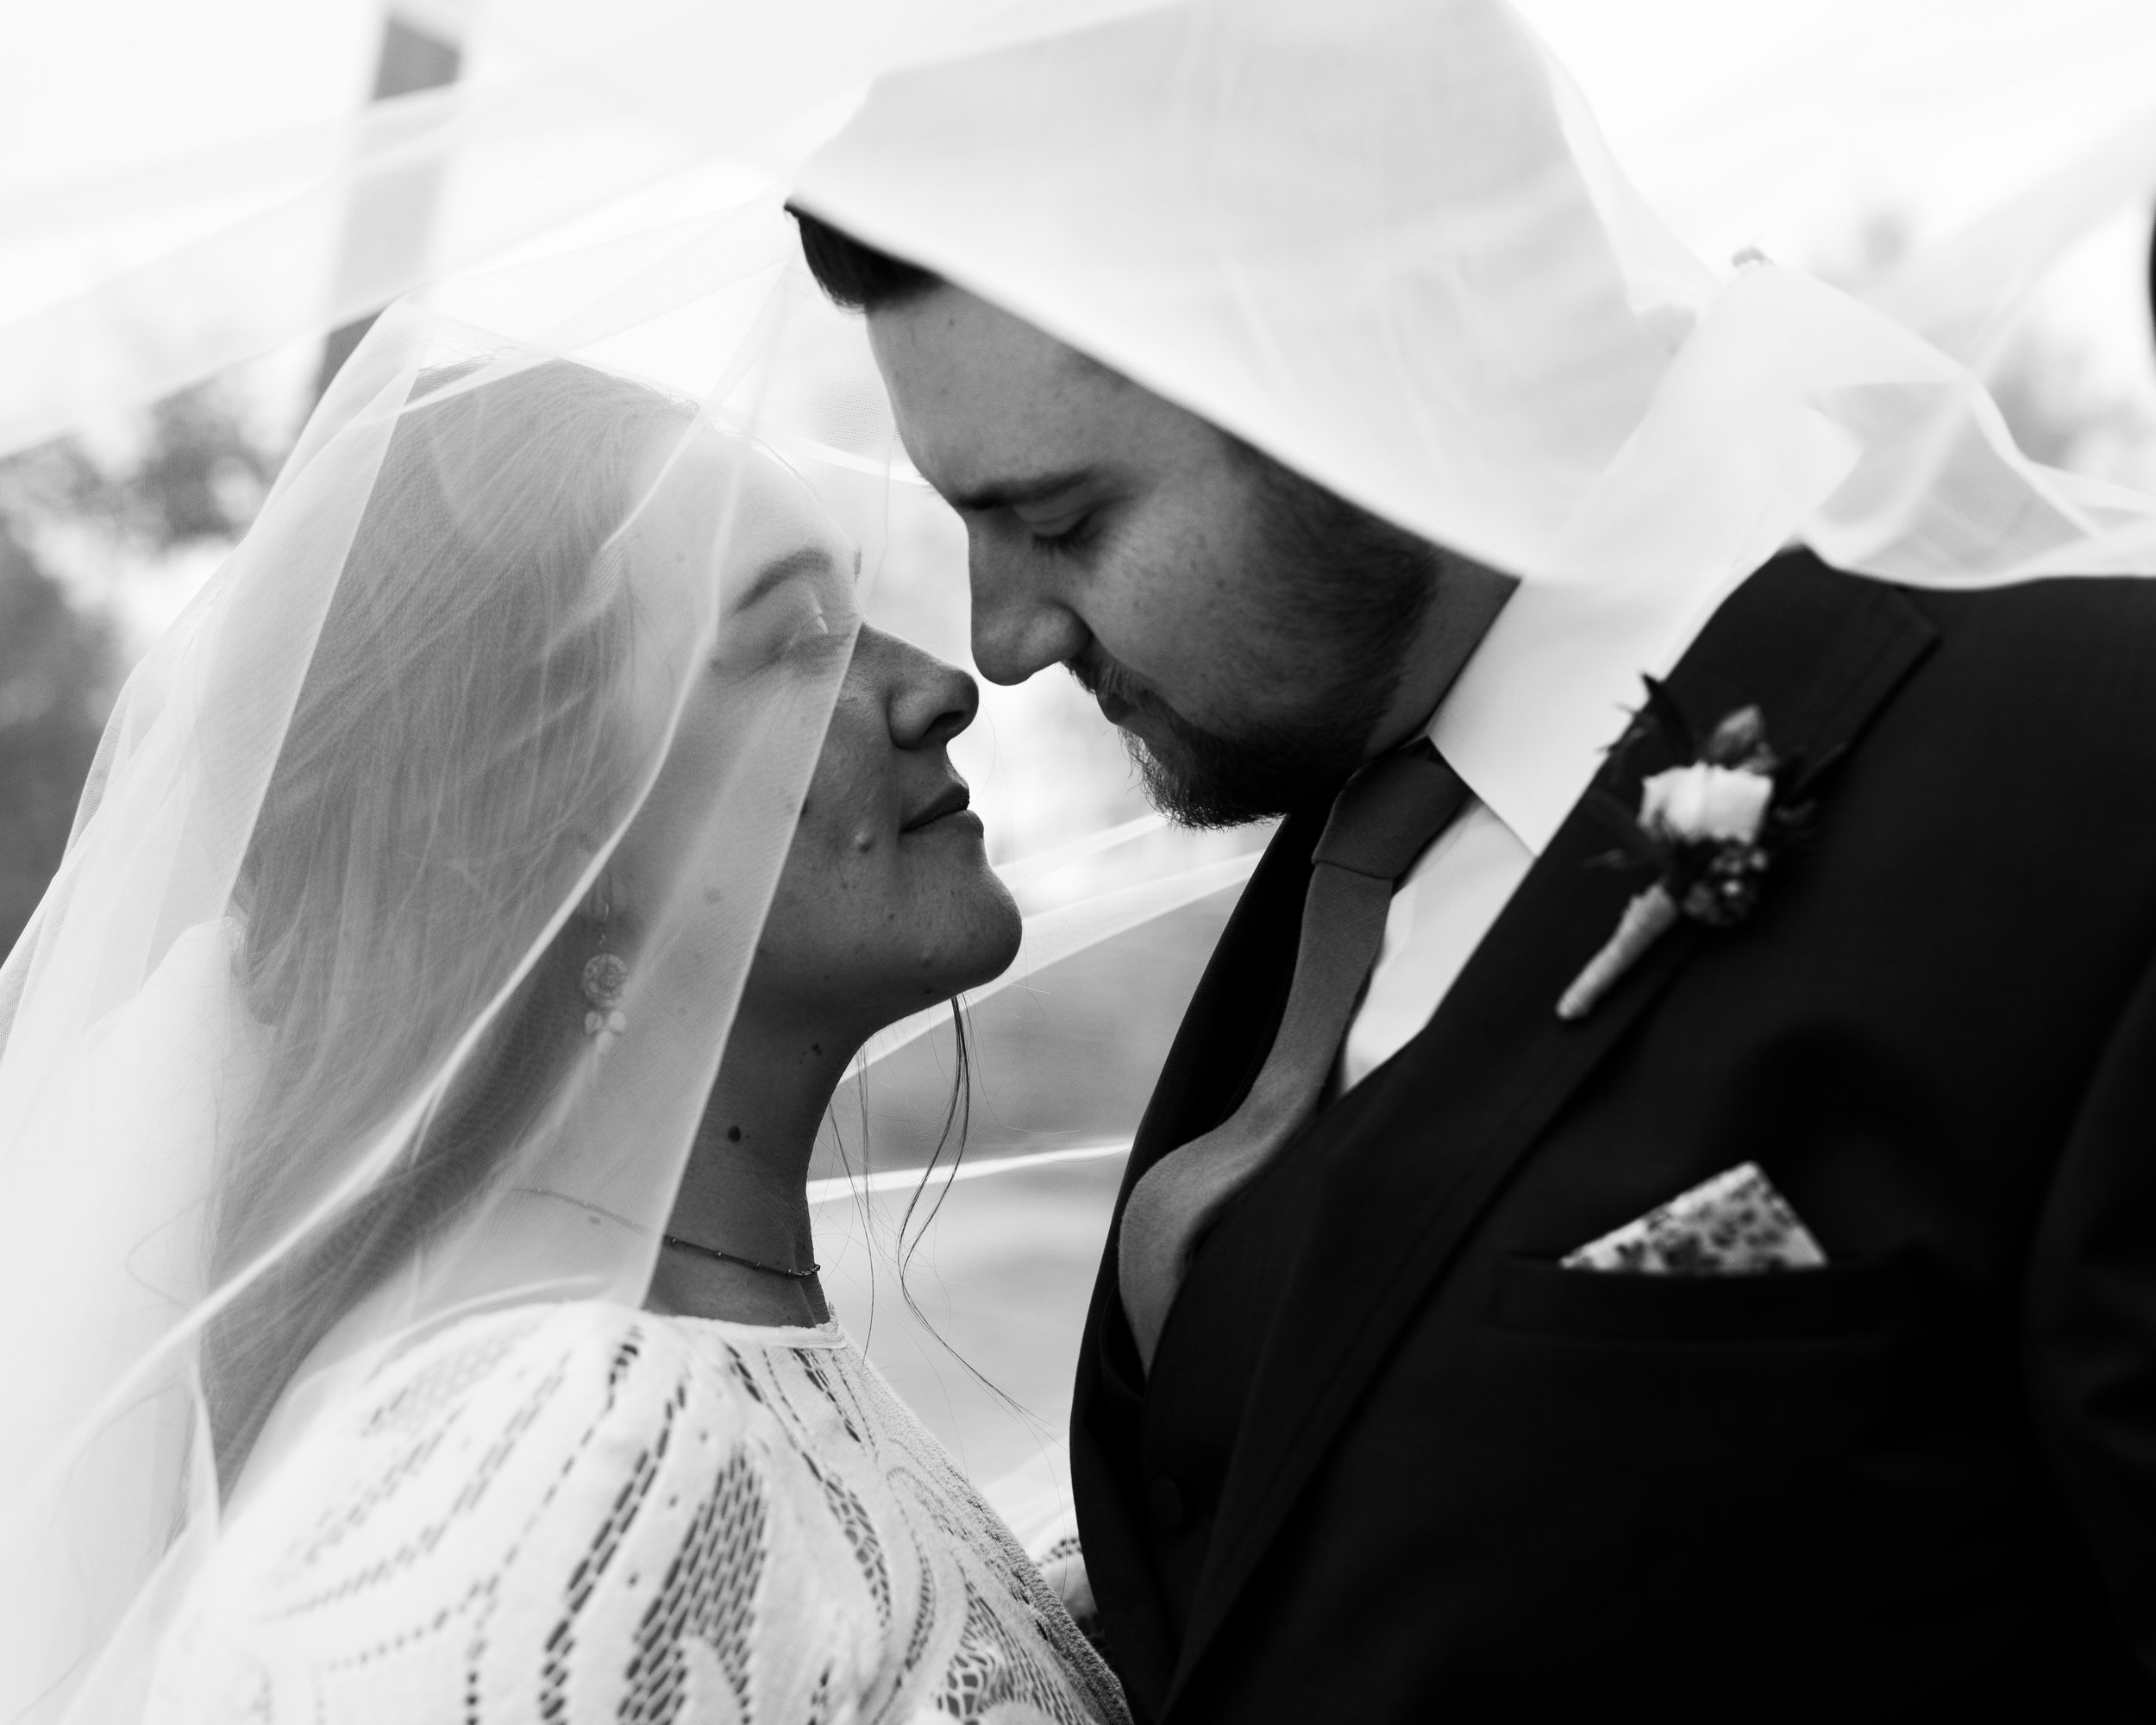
[
  {"left": 1557, "top": 691, "right": 1809, "bottom": 1022},
  {"left": 1638, "top": 762, "right": 1774, "bottom": 845}
]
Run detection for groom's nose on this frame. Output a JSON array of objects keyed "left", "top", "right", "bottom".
[{"left": 968, "top": 543, "right": 1089, "bottom": 687}]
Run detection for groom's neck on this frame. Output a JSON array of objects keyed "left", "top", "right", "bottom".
[{"left": 1363, "top": 558, "right": 1518, "bottom": 758}]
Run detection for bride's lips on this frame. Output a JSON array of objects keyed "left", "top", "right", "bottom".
[{"left": 899, "top": 781, "right": 979, "bottom": 835}]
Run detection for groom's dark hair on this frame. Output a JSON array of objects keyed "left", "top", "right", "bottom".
[{"left": 788, "top": 206, "right": 941, "bottom": 310}]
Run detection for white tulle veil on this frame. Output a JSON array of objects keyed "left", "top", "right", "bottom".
[
  {"left": 7, "top": 1, "right": 2156, "bottom": 1720},
  {"left": 0, "top": 278, "right": 892, "bottom": 1719},
  {"left": 791, "top": 0, "right": 2156, "bottom": 838}
]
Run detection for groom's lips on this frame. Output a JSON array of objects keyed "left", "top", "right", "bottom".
[
  {"left": 900, "top": 782, "right": 975, "bottom": 832},
  {"left": 1067, "top": 649, "right": 1162, "bottom": 737}
]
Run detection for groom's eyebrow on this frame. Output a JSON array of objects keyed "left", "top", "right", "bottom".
[{"left": 947, "top": 469, "right": 1090, "bottom": 513}]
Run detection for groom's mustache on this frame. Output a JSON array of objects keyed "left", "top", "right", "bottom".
[
  {"left": 1066, "top": 640, "right": 1297, "bottom": 781},
  {"left": 1065, "top": 647, "right": 1194, "bottom": 741}
]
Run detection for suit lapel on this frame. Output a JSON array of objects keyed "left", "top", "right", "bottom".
[
  {"left": 1164, "top": 554, "right": 1940, "bottom": 1709},
  {"left": 1068, "top": 806, "right": 1323, "bottom": 1713}
]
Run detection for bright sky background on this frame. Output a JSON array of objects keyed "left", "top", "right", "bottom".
[
  {"left": 3, "top": 7, "right": 2150, "bottom": 279},
  {"left": 1523, "top": 0, "right": 2156, "bottom": 407},
  {"left": 4, "top": 0, "right": 2153, "bottom": 435}
]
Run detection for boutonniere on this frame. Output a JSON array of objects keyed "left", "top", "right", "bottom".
[{"left": 1557, "top": 682, "right": 1810, "bottom": 1021}]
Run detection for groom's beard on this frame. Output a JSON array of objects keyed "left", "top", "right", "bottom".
[
  {"left": 1071, "top": 460, "right": 1442, "bottom": 829},
  {"left": 1070, "top": 649, "right": 1378, "bottom": 828}
]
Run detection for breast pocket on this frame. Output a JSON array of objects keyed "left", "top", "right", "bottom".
[{"left": 1489, "top": 1253, "right": 1899, "bottom": 1345}]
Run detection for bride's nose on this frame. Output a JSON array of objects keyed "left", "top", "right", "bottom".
[{"left": 865, "top": 626, "right": 980, "bottom": 750}]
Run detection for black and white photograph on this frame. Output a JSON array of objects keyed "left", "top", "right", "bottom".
[{"left": 5, "top": 1, "right": 2156, "bottom": 1719}]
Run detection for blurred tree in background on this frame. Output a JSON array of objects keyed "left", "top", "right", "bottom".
[
  {"left": 0, "top": 381, "right": 279, "bottom": 556},
  {"left": 0, "top": 380, "right": 285, "bottom": 956},
  {"left": 0, "top": 529, "right": 115, "bottom": 956}
]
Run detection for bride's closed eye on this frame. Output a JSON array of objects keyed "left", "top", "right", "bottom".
[{"left": 721, "top": 545, "right": 858, "bottom": 670}]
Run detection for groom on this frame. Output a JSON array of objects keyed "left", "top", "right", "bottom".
[{"left": 793, "top": 2, "right": 2156, "bottom": 1719}]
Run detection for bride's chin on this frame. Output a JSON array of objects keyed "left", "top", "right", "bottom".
[
  {"left": 976, "top": 881, "right": 1025, "bottom": 973},
  {"left": 941, "top": 874, "right": 1024, "bottom": 995}
]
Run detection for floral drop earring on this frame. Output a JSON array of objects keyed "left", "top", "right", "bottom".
[{"left": 582, "top": 886, "right": 630, "bottom": 1054}]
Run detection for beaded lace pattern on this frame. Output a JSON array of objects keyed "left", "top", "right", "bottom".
[{"left": 147, "top": 1303, "right": 1129, "bottom": 1725}]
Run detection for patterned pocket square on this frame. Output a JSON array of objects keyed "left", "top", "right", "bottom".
[{"left": 1561, "top": 1162, "right": 1826, "bottom": 1273}]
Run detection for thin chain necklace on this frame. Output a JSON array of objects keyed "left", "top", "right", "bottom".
[
  {"left": 512, "top": 1189, "right": 819, "bottom": 1279},
  {"left": 661, "top": 1233, "right": 820, "bottom": 1279}
]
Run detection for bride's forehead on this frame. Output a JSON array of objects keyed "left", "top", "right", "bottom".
[{"left": 636, "top": 421, "right": 848, "bottom": 560}]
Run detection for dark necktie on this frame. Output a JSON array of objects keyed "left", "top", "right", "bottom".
[{"left": 1118, "top": 742, "right": 1470, "bottom": 1371}]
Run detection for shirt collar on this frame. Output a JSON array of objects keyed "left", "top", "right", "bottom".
[{"left": 1426, "top": 562, "right": 1736, "bottom": 856}]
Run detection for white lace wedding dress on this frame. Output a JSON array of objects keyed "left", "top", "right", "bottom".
[{"left": 146, "top": 1302, "right": 1127, "bottom": 1725}]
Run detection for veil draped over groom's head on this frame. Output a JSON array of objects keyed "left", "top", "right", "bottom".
[
  {"left": 791, "top": 0, "right": 2156, "bottom": 840},
  {"left": 793, "top": 0, "right": 2156, "bottom": 597}
]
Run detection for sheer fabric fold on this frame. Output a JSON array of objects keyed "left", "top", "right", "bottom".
[
  {"left": 0, "top": 277, "right": 875, "bottom": 1722},
  {"left": 793, "top": 0, "right": 2156, "bottom": 605}
]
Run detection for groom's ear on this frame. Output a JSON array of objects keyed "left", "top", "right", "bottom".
[{"left": 787, "top": 206, "right": 941, "bottom": 314}]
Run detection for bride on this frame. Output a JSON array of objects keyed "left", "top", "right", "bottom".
[{"left": 0, "top": 334, "right": 1125, "bottom": 1725}]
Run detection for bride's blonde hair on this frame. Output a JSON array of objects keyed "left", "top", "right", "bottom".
[{"left": 206, "top": 360, "right": 694, "bottom": 1483}]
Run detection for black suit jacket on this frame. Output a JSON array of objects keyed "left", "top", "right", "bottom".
[{"left": 1070, "top": 551, "right": 2156, "bottom": 1722}]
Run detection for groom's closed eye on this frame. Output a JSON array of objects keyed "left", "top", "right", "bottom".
[
  {"left": 986, "top": 486, "right": 1106, "bottom": 560},
  {"left": 1023, "top": 508, "right": 1095, "bottom": 554},
  {"left": 950, "top": 467, "right": 1113, "bottom": 550}
]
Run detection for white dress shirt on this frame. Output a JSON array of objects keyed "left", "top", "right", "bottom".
[{"left": 1338, "top": 559, "right": 1749, "bottom": 1092}]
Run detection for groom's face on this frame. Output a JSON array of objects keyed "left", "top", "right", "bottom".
[{"left": 868, "top": 285, "right": 1478, "bottom": 825}]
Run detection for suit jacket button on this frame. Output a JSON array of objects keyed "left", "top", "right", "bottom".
[{"left": 1148, "top": 1476, "right": 1187, "bottom": 1532}]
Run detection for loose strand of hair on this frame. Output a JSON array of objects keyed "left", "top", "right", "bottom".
[{"left": 893, "top": 997, "right": 1037, "bottom": 1429}]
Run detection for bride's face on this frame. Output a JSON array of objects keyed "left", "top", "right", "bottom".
[
  {"left": 615, "top": 427, "right": 1021, "bottom": 1040},
  {"left": 750, "top": 617, "right": 1022, "bottom": 1032}
]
